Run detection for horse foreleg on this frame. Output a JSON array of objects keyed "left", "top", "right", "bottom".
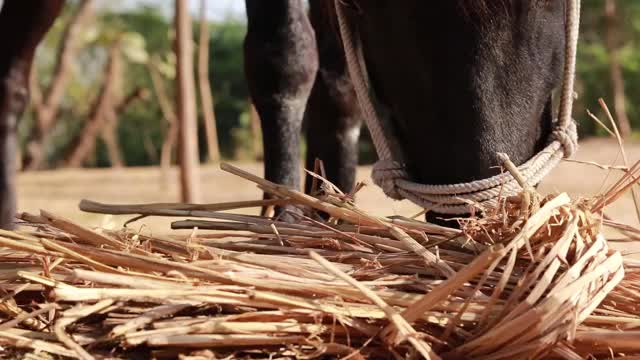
[
  {"left": 244, "top": 0, "right": 318, "bottom": 218},
  {"left": 0, "top": 66, "right": 28, "bottom": 229},
  {"left": 304, "top": 0, "right": 362, "bottom": 196},
  {"left": 0, "top": 0, "right": 64, "bottom": 229}
]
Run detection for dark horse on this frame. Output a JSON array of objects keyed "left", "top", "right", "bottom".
[
  {"left": 244, "top": 0, "right": 567, "bottom": 222},
  {"left": 0, "top": 1, "right": 567, "bottom": 229}
]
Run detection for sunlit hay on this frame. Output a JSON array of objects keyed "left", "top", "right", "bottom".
[{"left": 0, "top": 162, "right": 637, "bottom": 359}]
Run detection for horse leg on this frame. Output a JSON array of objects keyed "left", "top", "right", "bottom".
[
  {"left": 244, "top": 0, "right": 318, "bottom": 217},
  {"left": 304, "top": 1, "right": 362, "bottom": 196},
  {"left": 0, "top": 0, "right": 64, "bottom": 229}
]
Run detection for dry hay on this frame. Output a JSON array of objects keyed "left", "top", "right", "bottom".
[{"left": 0, "top": 162, "right": 639, "bottom": 359}]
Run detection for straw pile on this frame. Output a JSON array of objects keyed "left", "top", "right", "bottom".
[{"left": 0, "top": 162, "right": 639, "bottom": 359}]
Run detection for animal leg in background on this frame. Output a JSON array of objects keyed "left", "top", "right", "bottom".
[
  {"left": 304, "top": 0, "right": 362, "bottom": 196},
  {"left": 0, "top": 0, "right": 64, "bottom": 229},
  {"left": 244, "top": 0, "right": 318, "bottom": 217}
]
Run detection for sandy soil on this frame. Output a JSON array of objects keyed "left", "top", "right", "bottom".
[{"left": 16, "top": 138, "right": 640, "bottom": 256}]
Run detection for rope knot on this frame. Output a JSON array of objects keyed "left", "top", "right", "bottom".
[
  {"left": 371, "top": 160, "right": 409, "bottom": 200},
  {"left": 550, "top": 120, "right": 578, "bottom": 158}
]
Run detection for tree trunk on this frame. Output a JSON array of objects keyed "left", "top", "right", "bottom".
[
  {"left": 99, "top": 87, "right": 148, "bottom": 167},
  {"left": 198, "top": 0, "right": 221, "bottom": 163},
  {"left": 174, "top": 0, "right": 201, "bottom": 202},
  {"left": 143, "top": 130, "right": 159, "bottom": 164},
  {"left": 63, "top": 44, "right": 121, "bottom": 168},
  {"left": 605, "top": 0, "right": 632, "bottom": 138},
  {"left": 148, "top": 62, "right": 178, "bottom": 187},
  {"left": 249, "top": 101, "right": 263, "bottom": 161},
  {"left": 101, "top": 110, "right": 124, "bottom": 168},
  {"left": 24, "top": 0, "right": 94, "bottom": 170},
  {"left": 160, "top": 121, "right": 178, "bottom": 188}
]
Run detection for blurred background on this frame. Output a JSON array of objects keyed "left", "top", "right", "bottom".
[{"left": 16, "top": 0, "right": 640, "bottom": 238}]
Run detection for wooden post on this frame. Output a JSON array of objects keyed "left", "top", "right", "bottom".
[
  {"left": 198, "top": 0, "right": 221, "bottom": 163},
  {"left": 174, "top": 0, "right": 201, "bottom": 202}
]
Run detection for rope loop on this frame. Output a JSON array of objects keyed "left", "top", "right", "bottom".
[
  {"left": 372, "top": 160, "right": 409, "bottom": 200},
  {"left": 550, "top": 120, "right": 578, "bottom": 158}
]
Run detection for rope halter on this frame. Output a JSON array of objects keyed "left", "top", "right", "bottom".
[{"left": 335, "top": 0, "right": 581, "bottom": 215}]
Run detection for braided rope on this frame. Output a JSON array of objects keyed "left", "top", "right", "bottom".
[{"left": 335, "top": 0, "right": 581, "bottom": 215}]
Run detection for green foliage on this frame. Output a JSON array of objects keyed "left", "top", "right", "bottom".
[
  {"left": 232, "top": 109, "right": 259, "bottom": 160},
  {"left": 575, "top": 0, "right": 640, "bottom": 135},
  {"left": 100, "top": 7, "right": 250, "bottom": 164},
  {"left": 210, "top": 20, "right": 249, "bottom": 159},
  {"left": 99, "top": 6, "right": 172, "bottom": 166}
]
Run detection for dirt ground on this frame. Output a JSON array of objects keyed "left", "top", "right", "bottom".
[{"left": 16, "top": 138, "right": 640, "bottom": 256}]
